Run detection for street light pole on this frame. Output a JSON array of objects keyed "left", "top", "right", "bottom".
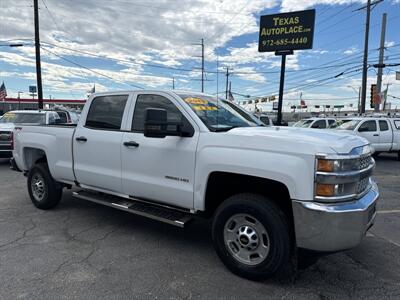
[
  {"left": 17, "top": 91, "right": 23, "bottom": 110},
  {"left": 347, "top": 86, "right": 361, "bottom": 114},
  {"left": 375, "top": 13, "right": 387, "bottom": 112}
]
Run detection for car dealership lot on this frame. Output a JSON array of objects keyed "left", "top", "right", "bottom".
[{"left": 0, "top": 156, "right": 399, "bottom": 299}]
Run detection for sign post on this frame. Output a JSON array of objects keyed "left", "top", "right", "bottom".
[{"left": 259, "top": 9, "right": 315, "bottom": 125}]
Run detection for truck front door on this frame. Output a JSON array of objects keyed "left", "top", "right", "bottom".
[
  {"left": 121, "top": 93, "right": 198, "bottom": 209},
  {"left": 357, "top": 120, "right": 380, "bottom": 151},
  {"left": 73, "top": 94, "right": 129, "bottom": 192}
]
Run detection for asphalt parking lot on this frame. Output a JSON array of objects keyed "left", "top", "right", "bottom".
[{"left": 0, "top": 155, "right": 399, "bottom": 300}]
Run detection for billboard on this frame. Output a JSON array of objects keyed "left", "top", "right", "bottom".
[{"left": 259, "top": 9, "right": 316, "bottom": 52}]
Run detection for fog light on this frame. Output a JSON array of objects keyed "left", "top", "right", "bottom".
[{"left": 316, "top": 183, "right": 336, "bottom": 197}]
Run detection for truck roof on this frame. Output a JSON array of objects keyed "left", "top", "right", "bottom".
[
  {"left": 90, "top": 89, "right": 214, "bottom": 98},
  {"left": 6, "top": 110, "right": 48, "bottom": 114}
]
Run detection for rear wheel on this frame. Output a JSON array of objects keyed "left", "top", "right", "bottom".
[
  {"left": 27, "top": 163, "right": 62, "bottom": 209},
  {"left": 212, "top": 193, "right": 292, "bottom": 281}
]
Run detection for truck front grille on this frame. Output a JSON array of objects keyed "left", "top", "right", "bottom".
[{"left": 358, "top": 155, "right": 372, "bottom": 170}]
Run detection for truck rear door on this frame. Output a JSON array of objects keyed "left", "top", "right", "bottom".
[
  {"left": 120, "top": 92, "right": 198, "bottom": 209},
  {"left": 378, "top": 120, "right": 392, "bottom": 151},
  {"left": 73, "top": 94, "right": 130, "bottom": 193}
]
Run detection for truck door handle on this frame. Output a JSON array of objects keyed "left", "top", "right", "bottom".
[
  {"left": 123, "top": 141, "right": 139, "bottom": 147},
  {"left": 75, "top": 136, "right": 87, "bottom": 142},
  {"left": 373, "top": 134, "right": 379, "bottom": 137}
]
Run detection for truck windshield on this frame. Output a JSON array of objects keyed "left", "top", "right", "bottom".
[
  {"left": 0, "top": 112, "right": 46, "bottom": 124},
  {"left": 178, "top": 94, "right": 263, "bottom": 132},
  {"left": 335, "top": 120, "right": 361, "bottom": 130},
  {"left": 293, "top": 119, "right": 313, "bottom": 127}
]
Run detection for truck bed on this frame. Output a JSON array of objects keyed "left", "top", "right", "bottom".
[{"left": 13, "top": 124, "right": 76, "bottom": 183}]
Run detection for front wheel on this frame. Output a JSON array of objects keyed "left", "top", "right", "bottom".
[
  {"left": 27, "top": 163, "right": 62, "bottom": 210},
  {"left": 212, "top": 193, "right": 292, "bottom": 281}
]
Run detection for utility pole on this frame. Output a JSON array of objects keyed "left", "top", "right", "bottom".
[
  {"left": 201, "top": 38, "right": 204, "bottom": 93},
  {"left": 375, "top": 13, "right": 387, "bottom": 112},
  {"left": 192, "top": 39, "right": 205, "bottom": 92},
  {"left": 228, "top": 81, "right": 232, "bottom": 100},
  {"left": 172, "top": 77, "right": 175, "bottom": 90},
  {"left": 360, "top": 0, "right": 371, "bottom": 114},
  {"left": 357, "top": 0, "right": 383, "bottom": 113},
  {"left": 34, "top": 0, "right": 43, "bottom": 109},
  {"left": 225, "top": 67, "right": 230, "bottom": 100}
]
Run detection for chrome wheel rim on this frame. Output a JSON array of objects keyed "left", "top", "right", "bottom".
[
  {"left": 31, "top": 173, "right": 47, "bottom": 202},
  {"left": 224, "top": 213, "right": 270, "bottom": 266}
]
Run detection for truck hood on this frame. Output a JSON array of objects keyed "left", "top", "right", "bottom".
[
  {"left": 226, "top": 126, "right": 369, "bottom": 155},
  {"left": 0, "top": 123, "right": 15, "bottom": 131}
]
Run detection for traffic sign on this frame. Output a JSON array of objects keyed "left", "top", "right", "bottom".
[
  {"left": 258, "top": 9, "right": 315, "bottom": 52},
  {"left": 29, "top": 86, "right": 37, "bottom": 93}
]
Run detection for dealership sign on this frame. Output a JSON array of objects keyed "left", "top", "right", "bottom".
[{"left": 258, "top": 9, "right": 316, "bottom": 52}]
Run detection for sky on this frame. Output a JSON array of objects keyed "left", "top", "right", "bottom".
[{"left": 0, "top": 0, "right": 399, "bottom": 111}]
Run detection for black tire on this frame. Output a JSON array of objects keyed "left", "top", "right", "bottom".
[
  {"left": 212, "top": 193, "right": 292, "bottom": 281},
  {"left": 27, "top": 163, "right": 62, "bottom": 210}
]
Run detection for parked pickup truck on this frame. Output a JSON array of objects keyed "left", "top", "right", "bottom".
[
  {"left": 293, "top": 117, "right": 337, "bottom": 129},
  {"left": 333, "top": 117, "right": 400, "bottom": 159},
  {"left": 0, "top": 110, "right": 63, "bottom": 158},
  {"left": 12, "top": 91, "right": 379, "bottom": 280}
]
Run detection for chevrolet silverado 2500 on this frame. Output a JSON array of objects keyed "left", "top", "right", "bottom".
[{"left": 12, "top": 91, "right": 379, "bottom": 280}]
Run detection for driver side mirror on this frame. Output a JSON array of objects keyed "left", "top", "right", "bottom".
[{"left": 144, "top": 108, "right": 184, "bottom": 138}]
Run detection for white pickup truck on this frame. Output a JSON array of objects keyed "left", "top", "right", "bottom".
[
  {"left": 12, "top": 90, "right": 379, "bottom": 280},
  {"left": 333, "top": 117, "right": 400, "bottom": 159}
]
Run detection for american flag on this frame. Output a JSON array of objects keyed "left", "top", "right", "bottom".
[{"left": 0, "top": 82, "right": 7, "bottom": 102}]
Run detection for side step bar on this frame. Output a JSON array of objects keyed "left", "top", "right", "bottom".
[{"left": 73, "top": 190, "right": 192, "bottom": 228}]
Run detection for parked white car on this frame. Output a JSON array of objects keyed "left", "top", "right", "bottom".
[
  {"left": 12, "top": 90, "right": 378, "bottom": 280},
  {"left": 333, "top": 117, "right": 400, "bottom": 158},
  {"left": 293, "top": 117, "right": 336, "bottom": 129}
]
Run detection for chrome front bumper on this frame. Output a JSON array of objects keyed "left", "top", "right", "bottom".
[{"left": 292, "top": 181, "right": 378, "bottom": 252}]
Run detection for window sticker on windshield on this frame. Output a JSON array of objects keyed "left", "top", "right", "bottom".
[
  {"left": 192, "top": 105, "right": 218, "bottom": 111},
  {"left": 184, "top": 97, "right": 209, "bottom": 105}
]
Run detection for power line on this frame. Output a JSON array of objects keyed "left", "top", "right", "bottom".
[
  {"left": 41, "top": 47, "right": 144, "bottom": 89},
  {"left": 41, "top": 42, "right": 195, "bottom": 72}
]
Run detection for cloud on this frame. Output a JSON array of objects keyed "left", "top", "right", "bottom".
[
  {"left": 343, "top": 46, "right": 358, "bottom": 55},
  {"left": 280, "top": 0, "right": 363, "bottom": 12},
  {"left": 1, "top": 0, "right": 278, "bottom": 63},
  {"left": 385, "top": 41, "right": 396, "bottom": 48}
]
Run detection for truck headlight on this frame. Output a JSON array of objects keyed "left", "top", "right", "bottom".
[
  {"left": 316, "top": 159, "right": 334, "bottom": 172},
  {"left": 314, "top": 148, "right": 374, "bottom": 202},
  {"left": 316, "top": 158, "right": 361, "bottom": 173}
]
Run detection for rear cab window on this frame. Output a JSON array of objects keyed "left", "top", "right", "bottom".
[
  {"left": 56, "top": 111, "right": 68, "bottom": 123},
  {"left": 85, "top": 95, "right": 128, "bottom": 130},
  {"left": 379, "top": 120, "right": 389, "bottom": 131}
]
